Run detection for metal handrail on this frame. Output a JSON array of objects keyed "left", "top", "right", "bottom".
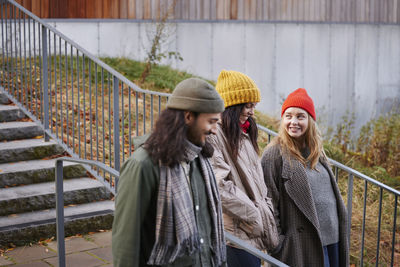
[
  {"left": 258, "top": 125, "right": 400, "bottom": 197},
  {"left": 5, "top": 0, "right": 170, "bottom": 98},
  {"left": 1, "top": 0, "right": 399, "bottom": 265},
  {"left": 54, "top": 157, "right": 289, "bottom": 267}
]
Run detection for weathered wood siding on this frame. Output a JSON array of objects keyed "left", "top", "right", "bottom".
[{"left": 13, "top": 0, "right": 400, "bottom": 24}]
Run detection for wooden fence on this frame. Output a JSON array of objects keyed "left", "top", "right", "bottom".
[{"left": 13, "top": 0, "right": 400, "bottom": 24}]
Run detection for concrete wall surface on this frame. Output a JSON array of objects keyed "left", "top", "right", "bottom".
[{"left": 49, "top": 20, "right": 400, "bottom": 131}]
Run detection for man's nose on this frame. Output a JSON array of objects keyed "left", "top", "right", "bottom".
[{"left": 210, "top": 125, "right": 217, "bottom": 135}]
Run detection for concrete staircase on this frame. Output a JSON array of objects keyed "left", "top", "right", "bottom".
[{"left": 0, "top": 92, "right": 114, "bottom": 247}]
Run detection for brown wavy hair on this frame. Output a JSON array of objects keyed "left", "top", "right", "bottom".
[
  {"left": 143, "top": 108, "right": 214, "bottom": 167},
  {"left": 273, "top": 113, "right": 326, "bottom": 169},
  {"left": 221, "top": 104, "right": 259, "bottom": 160}
]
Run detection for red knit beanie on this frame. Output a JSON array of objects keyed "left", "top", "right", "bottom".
[{"left": 281, "top": 88, "right": 316, "bottom": 120}]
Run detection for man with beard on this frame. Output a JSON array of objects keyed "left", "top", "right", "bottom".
[{"left": 112, "top": 78, "right": 227, "bottom": 267}]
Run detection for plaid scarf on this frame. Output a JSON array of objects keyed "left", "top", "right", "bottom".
[{"left": 147, "top": 141, "right": 226, "bottom": 266}]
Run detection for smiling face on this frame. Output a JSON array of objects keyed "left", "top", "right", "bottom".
[
  {"left": 185, "top": 111, "right": 220, "bottom": 146},
  {"left": 282, "top": 107, "right": 309, "bottom": 140},
  {"left": 239, "top": 102, "right": 257, "bottom": 124}
]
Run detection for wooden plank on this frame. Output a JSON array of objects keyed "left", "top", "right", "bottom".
[
  {"left": 373, "top": 0, "right": 379, "bottom": 22},
  {"left": 181, "top": 0, "right": 187, "bottom": 20},
  {"left": 216, "top": 0, "right": 223, "bottom": 19},
  {"left": 94, "top": 0, "right": 103, "bottom": 18},
  {"left": 86, "top": 0, "right": 95, "bottom": 18},
  {"left": 102, "top": 0, "right": 111, "bottom": 18},
  {"left": 276, "top": 0, "right": 282, "bottom": 20},
  {"left": 68, "top": 0, "right": 74, "bottom": 18},
  {"left": 110, "top": 0, "right": 119, "bottom": 18},
  {"left": 224, "top": 0, "right": 229, "bottom": 19},
  {"left": 249, "top": 0, "right": 256, "bottom": 20},
  {"left": 119, "top": 0, "right": 128, "bottom": 18},
  {"left": 22, "top": 0, "right": 32, "bottom": 12},
  {"left": 243, "top": 0, "right": 249, "bottom": 20},
  {"left": 49, "top": 0, "right": 57, "bottom": 18},
  {"left": 315, "top": 0, "right": 321, "bottom": 21},
  {"left": 367, "top": 0, "right": 374, "bottom": 22},
  {"left": 230, "top": 0, "right": 238, "bottom": 19},
  {"left": 209, "top": 0, "right": 216, "bottom": 20},
  {"left": 381, "top": 0, "right": 388, "bottom": 23},
  {"left": 31, "top": 0, "right": 41, "bottom": 17},
  {"left": 127, "top": 0, "right": 136, "bottom": 19},
  {"left": 189, "top": 0, "right": 195, "bottom": 20},
  {"left": 236, "top": 0, "right": 243, "bottom": 20},
  {"left": 255, "top": 0, "right": 261, "bottom": 20},
  {"left": 202, "top": 0, "right": 210, "bottom": 19},
  {"left": 57, "top": 0, "right": 68, "bottom": 18},
  {"left": 150, "top": 0, "right": 157, "bottom": 19},
  {"left": 281, "top": 0, "right": 287, "bottom": 21},
  {"left": 41, "top": 0, "right": 49, "bottom": 18},
  {"left": 174, "top": 0, "right": 181, "bottom": 20},
  {"left": 396, "top": 0, "right": 400, "bottom": 23},
  {"left": 386, "top": 0, "right": 393, "bottom": 22},
  {"left": 261, "top": 0, "right": 267, "bottom": 20},
  {"left": 267, "top": 0, "right": 273, "bottom": 20},
  {"left": 356, "top": 0, "right": 364, "bottom": 22},
  {"left": 196, "top": 0, "right": 204, "bottom": 20},
  {"left": 167, "top": 0, "right": 175, "bottom": 19},
  {"left": 135, "top": 0, "right": 143, "bottom": 19},
  {"left": 321, "top": 0, "right": 327, "bottom": 21},
  {"left": 73, "top": 0, "right": 86, "bottom": 19},
  {"left": 297, "top": 0, "right": 304, "bottom": 21},
  {"left": 348, "top": 0, "right": 354, "bottom": 22},
  {"left": 144, "top": 0, "right": 150, "bottom": 19}
]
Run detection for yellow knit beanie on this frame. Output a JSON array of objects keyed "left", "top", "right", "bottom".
[{"left": 216, "top": 70, "right": 261, "bottom": 108}]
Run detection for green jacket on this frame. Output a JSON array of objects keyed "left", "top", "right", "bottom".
[{"left": 112, "top": 143, "right": 221, "bottom": 266}]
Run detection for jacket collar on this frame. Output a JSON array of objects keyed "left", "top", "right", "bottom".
[{"left": 281, "top": 152, "right": 321, "bottom": 231}]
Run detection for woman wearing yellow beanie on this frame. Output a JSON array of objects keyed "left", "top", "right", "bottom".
[{"left": 207, "top": 70, "right": 279, "bottom": 267}]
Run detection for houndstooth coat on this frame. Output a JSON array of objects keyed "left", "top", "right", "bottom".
[{"left": 261, "top": 144, "right": 349, "bottom": 267}]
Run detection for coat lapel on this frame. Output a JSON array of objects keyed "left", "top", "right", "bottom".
[{"left": 281, "top": 156, "right": 320, "bottom": 231}]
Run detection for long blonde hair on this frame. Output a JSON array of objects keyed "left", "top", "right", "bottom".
[{"left": 273, "top": 114, "right": 326, "bottom": 169}]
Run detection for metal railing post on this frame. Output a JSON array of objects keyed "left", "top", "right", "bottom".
[
  {"left": 113, "top": 76, "right": 120, "bottom": 172},
  {"left": 41, "top": 25, "right": 49, "bottom": 141},
  {"left": 55, "top": 160, "right": 66, "bottom": 267},
  {"left": 347, "top": 173, "right": 354, "bottom": 246}
]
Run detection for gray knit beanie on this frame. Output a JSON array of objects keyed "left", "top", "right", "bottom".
[{"left": 167, "top": 78, "right": 225, "bottom": 113}]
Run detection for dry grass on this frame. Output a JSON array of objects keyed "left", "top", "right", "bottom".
[{"left": 1, "top": 56, "right": 399, "bottom": 266}]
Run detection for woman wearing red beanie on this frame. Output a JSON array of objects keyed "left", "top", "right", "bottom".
[{"left": 261, "top": 88, "right": 349, "bottom": 267}]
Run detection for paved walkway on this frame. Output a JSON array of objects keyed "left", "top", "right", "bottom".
[{"left": 0, "top": 231, "right": 112, "bottom": 267}]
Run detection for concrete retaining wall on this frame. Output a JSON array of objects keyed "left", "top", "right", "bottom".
[{"left": 49, "top": 20, "right": 400, "bottom": 131}]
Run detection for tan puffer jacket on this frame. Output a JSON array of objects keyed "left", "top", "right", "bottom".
[{"left": 207, "top": 124, "right": 278, "bottom": 252}]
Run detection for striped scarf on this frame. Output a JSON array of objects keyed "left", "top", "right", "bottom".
[{"left": 147, "top": 141, "right": 226, "bottom": 266}]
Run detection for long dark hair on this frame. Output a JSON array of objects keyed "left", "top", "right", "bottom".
[
  {"left": 221, "top": 104, "right": 259, "bottom": 159},
  {"left": 144, "top": 108, "right": 213, "bottom": 167}
]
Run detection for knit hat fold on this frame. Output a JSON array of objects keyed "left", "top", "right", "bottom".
[
  {"left": 281, "top": 88, "right": 316, "bottom": 120},
  {"left": 216, "top": 70, "right": 261, "bottom": 108},
  {"left": 167, "top": 78, "right": 225, "bottom": 113}
]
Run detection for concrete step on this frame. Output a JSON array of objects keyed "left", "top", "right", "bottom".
[
  {"left": 0, "top": 200, "right": 114, "bottom": 246},
  {"left": 0, "top": 159, "right": 87, "bottom": 188},
  {"left": 0, "top": 105, "right": 26, "bottom": 122},
  {"left": 0, "top": 139, "right": 64, "bottom": 163},
  {"left": 0, "top": 93, "right": 11, "bottom": 105},
  {"left": 0, "top": 178, "right": 110, "bottom": 216},
  {"left": 0, "top": 121, "right": 42, "bottom": 141}
]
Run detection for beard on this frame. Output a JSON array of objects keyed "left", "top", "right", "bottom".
[{"left": 200, "top": 141, "right": 214, "bottom": 158}]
